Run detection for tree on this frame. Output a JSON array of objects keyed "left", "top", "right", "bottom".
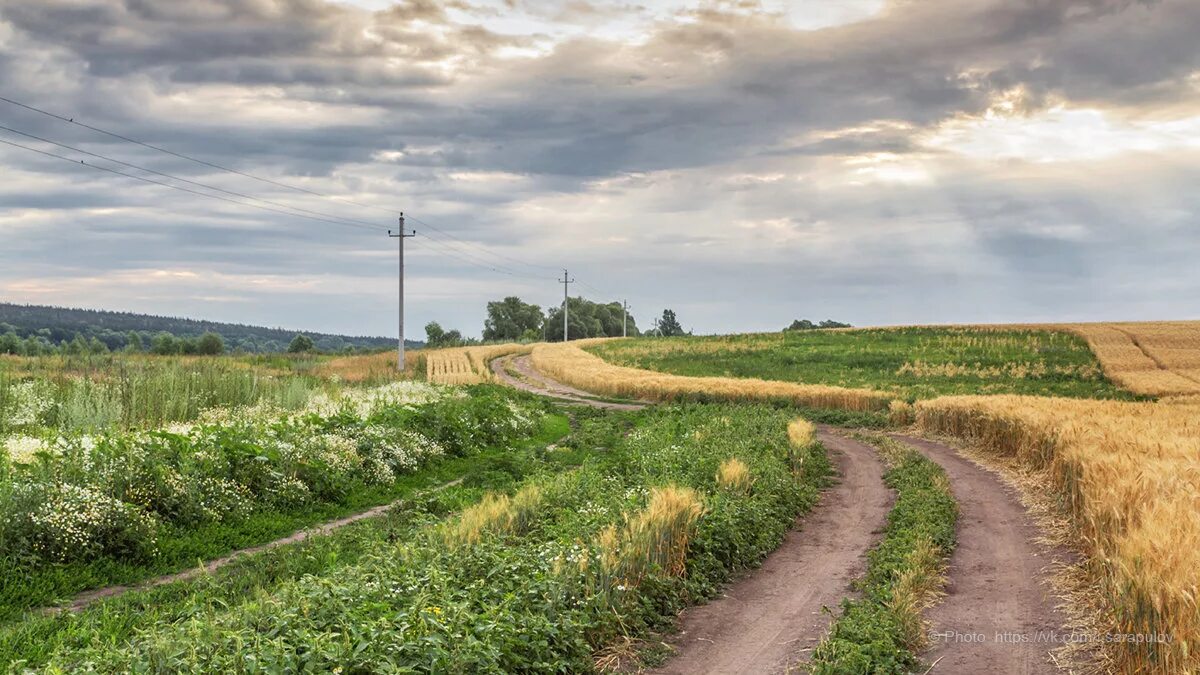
[
  {"left": 425, "top": 322, "right": 465, "bottom": 348},
  {"left": 544, "top": 298, "right": 639, "bottom": 341},
  {"left": 125, "top": 331, "right": 143, "bottom": 353},
  {"left": 482, "top": 297, "right": 544, "bottom": 342},
  {"left": 87, "top": 336, "right": 109, "bottom": 354},
  {"left": 654, "top": 309, "right": 686, "bottom": 337},
  {"left": 425, "top": 322, "right": 446, "bottom": 347},
  {"left": 65, "top": 333, "right": 89, "bottom": 355},
  {"left": 151, "top": 332, "right": 178, "bottom": 355},
  {"left": 287, "top": 334, "right": 315, "bottom": 353},
  {"left": 0, "top": 331, "right": 19, "bottom": 355},
  {"left": 196, "top": 332, "right": 225, "bottom": 355}
]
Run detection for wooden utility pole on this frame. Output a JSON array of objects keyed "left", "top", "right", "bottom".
[{"left": 389, "top": 214, "right": 416, "bottom": 371}]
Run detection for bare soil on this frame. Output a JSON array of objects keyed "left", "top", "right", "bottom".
[
  {"left": 891, "top": 434, "right": 1069, "bottom": 674},
  {"left": 652, "top": 429, "right": 892, "bottom": 674}
]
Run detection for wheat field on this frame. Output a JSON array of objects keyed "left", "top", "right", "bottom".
[
  {"left": 915, "top": 395, "right": 1200, "bottom": 673},
  {"left": 525, "top": 324, "right": 1200, "bottom": 674},
  {"left": 424, "top": 343, "right": 533, "bottom": 385},
  {"left": 953, "top": 321, "right": 1200, "bottom": 397},
  {"left": 530, "top": 342, "right": 893, "bottom": 411}
]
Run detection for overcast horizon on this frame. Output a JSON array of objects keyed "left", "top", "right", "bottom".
[{"left": 2, "top": 0, "right": 1198, "bottom": 339}]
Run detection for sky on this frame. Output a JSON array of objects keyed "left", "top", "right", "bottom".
[{"left": 0, "top": 0, "right": 1198, "bottom": 338}]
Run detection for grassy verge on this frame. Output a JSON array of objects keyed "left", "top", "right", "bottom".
[
  {"left": 22, "top": 404, "right": 831, "bottom": 671},
  {"left": 0, "top": 409, "right": 593, "bottom": 670},
  {"left": 0, "top": 392, "right": 568, "bottom": 620},
  {"left": 810, "top": 433, "right": 957, "bottom": 673}
]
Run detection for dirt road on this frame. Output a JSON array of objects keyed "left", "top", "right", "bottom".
[
  {"left": 490, "top": 355, "right": 646, "bottom": 410},
  {"left": 653, "top": 429, "right": 891, "bottom": 674},
  {"left": 891, "top": 434, "right": 1068, "bottom": 674}
]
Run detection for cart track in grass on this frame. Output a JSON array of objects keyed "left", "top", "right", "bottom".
[
  {"left": 890, "top": 434, "right": 1070, "bottom": 674},
  {"left": 41, "top": 476, "right": 466, "bottom": 616},
  {"left": 653, "top": 428, "right": 891, "bottom": 674}
]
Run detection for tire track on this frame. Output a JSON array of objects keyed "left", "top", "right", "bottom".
[
  {"left": 653, "top": 429, "right": 892, "bottom": 674},
  {"left": 890, "top": 434, "right": 1069, "bottom": 674},
  {"left": 490, "top": 355, "right": 647, "bottom": 410}
]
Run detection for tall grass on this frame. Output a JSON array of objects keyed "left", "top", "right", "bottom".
[{"left": 1, "top": 357, "right": 325, "bottom": 434}]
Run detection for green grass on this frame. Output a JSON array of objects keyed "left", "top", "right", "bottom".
[
  {"left": 0, "top": 408, "right": 570, "bottom": 622},
  {"left": 810, "top": 433, "right": 958, "bottom": 673},
  {"left": 590, "top": 327, "right": 1139, "bottom": 400},
  {"left": 14, "top": 404, "right": 831, "bottom": 672},
  {"left": 0, "top": 354, "right": 329, "bottom": 435},
  {"left": 0, "top": 410, "right": 587, "bottom": 671}
]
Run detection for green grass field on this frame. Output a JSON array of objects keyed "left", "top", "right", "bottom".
[{"left": 589, "top": 327, "right": 1137, "bottom": 400}]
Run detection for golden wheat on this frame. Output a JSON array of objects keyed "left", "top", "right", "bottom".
[
  {"left": 424, "top": 343, "right": 534, "bottom": 385},
  {"left": 787, "top": 418, "right": 816, "bottom": 447},
  {"left": 598, "top": 485, "right": 705, "bottom": 586},
  {"left": 443, "top": 484, "right": 544, "bottom": 548},
  {"left": 716, "top": 458, "right": 754, "bottom": 493},
  {"left": 915, "top": 395, "right": 1200, "bottom": 673},
  {"left": 530, "top": 343, "right": 892, "bottom": 411}
]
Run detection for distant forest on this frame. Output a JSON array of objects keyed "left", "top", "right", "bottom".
[{"left": 0, "top": 303, "right": 412, "bottom": 354}]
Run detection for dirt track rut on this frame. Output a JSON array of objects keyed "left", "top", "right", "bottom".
[
  {"left": 891, "top": 434, "right": 1068, "bottom": 674},
  {"left": 653, "top": 429, "right": 891, "bottom": 674},
  {"left": 494, "top": 356, "right": 1066, "bottom": 672},
  {"left": 490, "top": 355, "right": 646, "bottom": 410}
]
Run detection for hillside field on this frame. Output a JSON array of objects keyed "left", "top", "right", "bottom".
[
  {"left": 588, "top": 327, "right": 1135, "bottom": 400},
  {"left": 2, "top": 322, "right": 1198, "bottom": 673}
]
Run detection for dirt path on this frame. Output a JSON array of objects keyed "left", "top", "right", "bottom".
[
  {"left": 491, "top": 355, "right": 647, "bottom": 411},
  {"left": 47, "top": 477, "right": 465, "bottom": 615},
  {"left": 890, "top": 434, "right": 1068, "bottom": 674},
  {"left": 653, "top": 429, "right": 891, "bottom": 674}
]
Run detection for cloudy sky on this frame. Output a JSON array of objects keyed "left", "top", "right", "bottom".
[{"left": 1, "top": 0, "right": 1197, "bottom": 338}]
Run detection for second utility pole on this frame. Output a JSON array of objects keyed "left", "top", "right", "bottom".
[
  {"left": 389, "top": 214, "right": 416, "bottom": 371},
  {"left": 560, "top": 269, "right": 574, "bottom": 342},
  {"left": 622, "top": 300, "right": 628, "bottom": 338}
]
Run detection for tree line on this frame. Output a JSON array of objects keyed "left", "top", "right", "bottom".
[
  {"left": 0, "top": 303, "right": 398, "bottom": 354},
  {"left": 0, "top": 329, "right": 336, "bottom": 357},
  {"left": 424, "top": 296, "right": 690, "bottom": 348}
]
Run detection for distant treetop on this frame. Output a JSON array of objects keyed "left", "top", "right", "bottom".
[{"left": 785, "top": 319, "right": 853, "bottom": 331}]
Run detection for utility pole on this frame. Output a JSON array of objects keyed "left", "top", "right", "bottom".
[
  {"left": 559, "top": 269, "right": 574, "bottom": 342},
  {"left": 389, "top": 214, "right": 416, "bottom": 371},
  {"left": 622, "top": 300, "right": 628, "bottom": 338}
]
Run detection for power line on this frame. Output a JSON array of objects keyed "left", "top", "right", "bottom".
[
  {"left": 0, "top": 123, "right": 390, "bottom": 233},
  {"left": 0, "top": 133, "right": 554, "bottom": 283},
  {"left": 405, "top": 213, "right": 559, "bottom": 273},
  {"left": 0, "top": 94, "right": 394, "bottom": 215},
  {"left": 411, "top": 234, "right": 552, "bottom": 281},
  {"left": 0, "top": 136, "right": 384, "bottom": 233},
  {"left": 0, "top": 94, "right": 562, "bottom": 275},
  {"left": 409, "top": 225, "right": 544, "bottom": 278}
]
